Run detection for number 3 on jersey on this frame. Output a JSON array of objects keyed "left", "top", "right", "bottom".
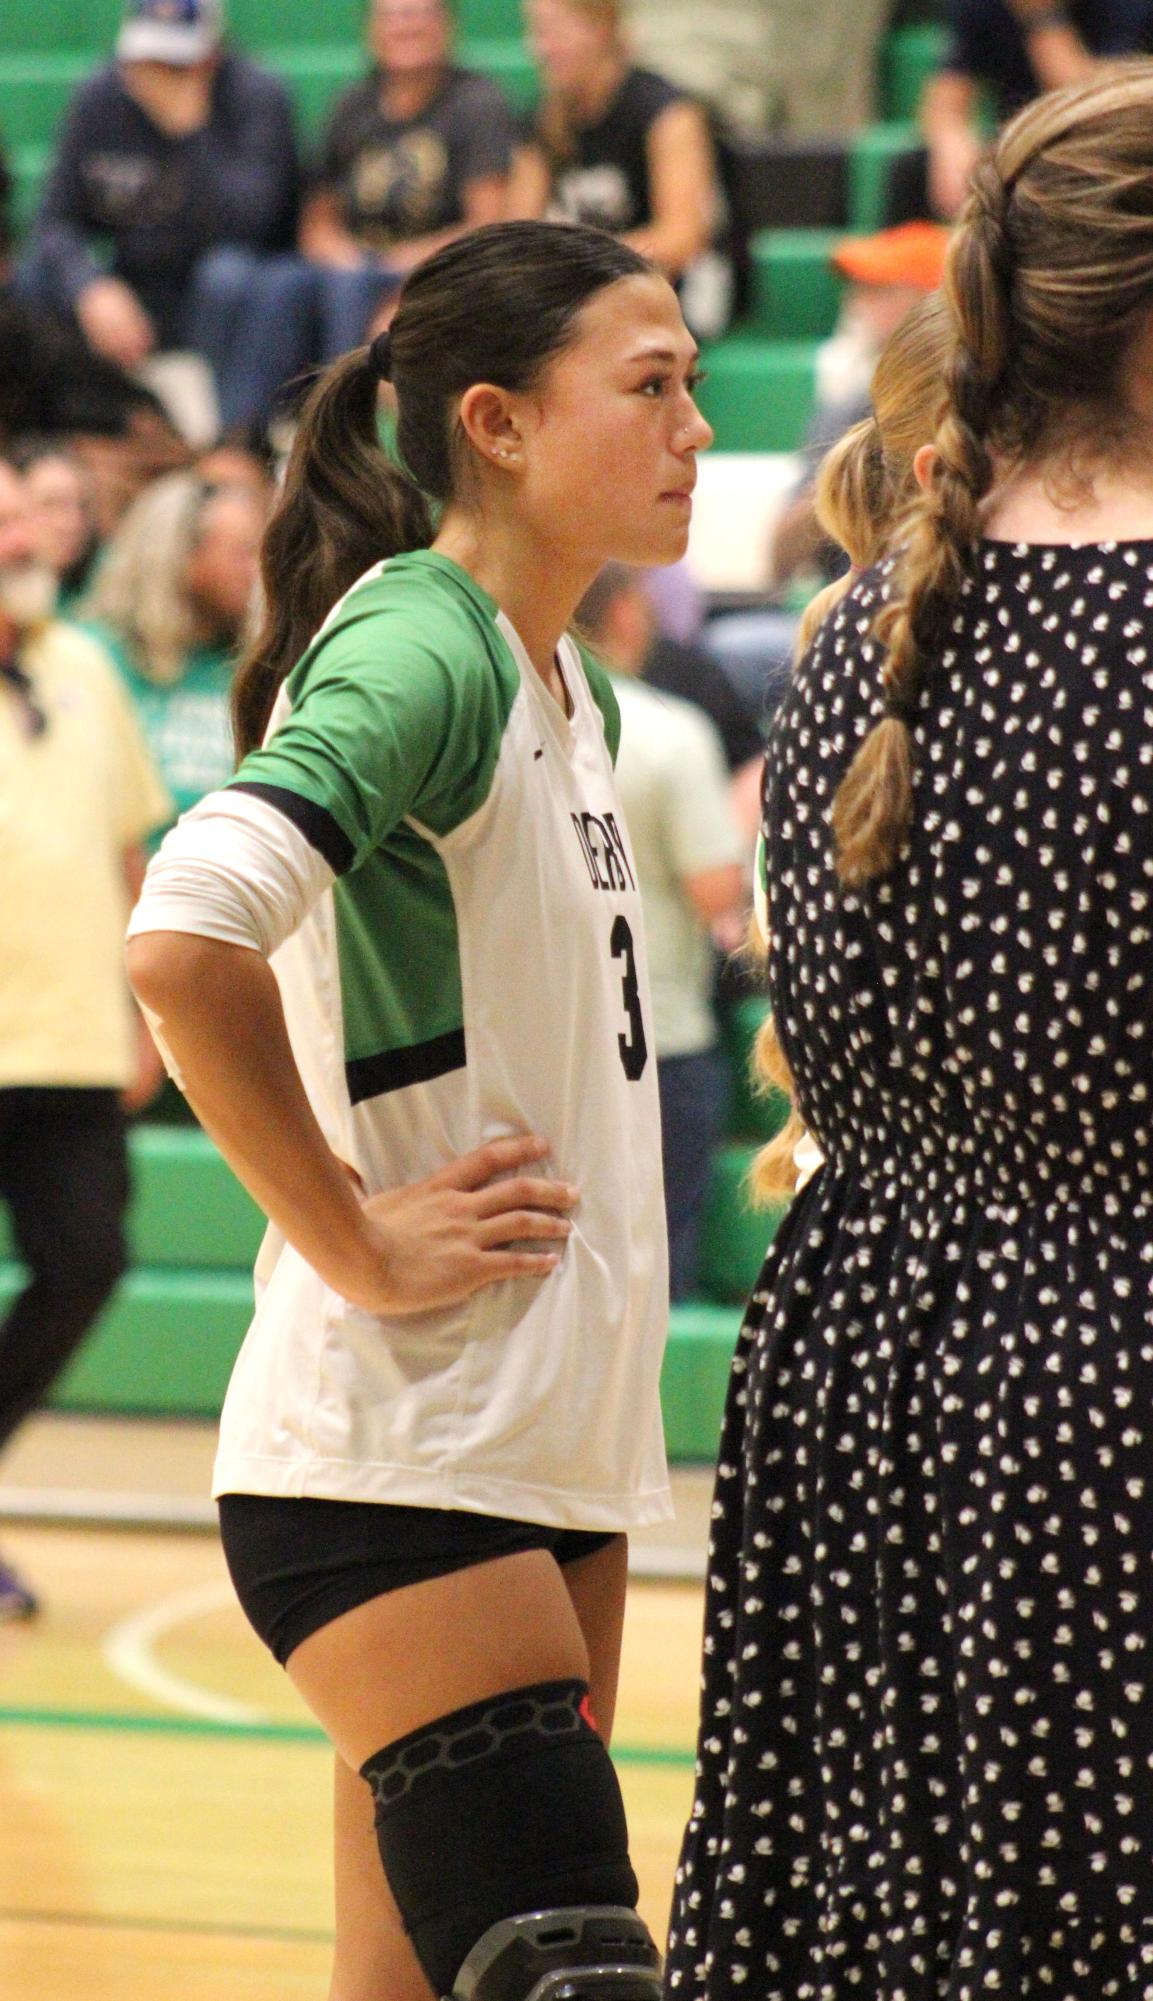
[{"left": 610, "top": 914, "right": 648, "bottom": 1081}]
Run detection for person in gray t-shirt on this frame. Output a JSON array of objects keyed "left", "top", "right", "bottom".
[{"left": 302, "top": 0, "right": 516, "bottom": 359}]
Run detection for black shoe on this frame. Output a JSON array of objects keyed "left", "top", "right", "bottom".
[{"left": 0, "top": 1553, "right": 38, "bottom": 1621}]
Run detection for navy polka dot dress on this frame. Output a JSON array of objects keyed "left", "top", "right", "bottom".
[{"left": 667, "top": 542, "right": 1153, "bottom": 1999}]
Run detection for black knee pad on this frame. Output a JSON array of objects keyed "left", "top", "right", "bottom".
[{"left": 360, "top": 1679, "right": 654, "bottom": 1999}]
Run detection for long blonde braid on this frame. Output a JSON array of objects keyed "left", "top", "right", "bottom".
[
  {"left": 751, "top": 291, "right": 953, "bottom": 1198},
  {"left": 834, "top": 63, "right": 1153, "bottom": 888}
]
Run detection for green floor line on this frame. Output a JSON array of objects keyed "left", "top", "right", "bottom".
[
  {"left": 0, "top": 1905, "right": 335, "bottom": 1945},
  {"left": 0, "top": 1703, "right": 695, "bottom": 1768}
]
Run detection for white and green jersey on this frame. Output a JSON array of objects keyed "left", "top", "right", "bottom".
[{"left": 134, "top": 550, "right": 671, "bottom": 1528}]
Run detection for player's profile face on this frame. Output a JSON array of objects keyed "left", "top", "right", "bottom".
[{"left": 516, "top": 272, "right": 713, "bottom": 570}]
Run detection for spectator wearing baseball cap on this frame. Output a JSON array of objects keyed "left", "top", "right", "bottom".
[
  {"left": 17, "top": 0, "right": 312, "bottom": 436},
  {"left": 116, "top": 0, "right": 227, "bottom": 63},
  {"left": 828, "top": 220, "right": 951, "bottom": 293}
]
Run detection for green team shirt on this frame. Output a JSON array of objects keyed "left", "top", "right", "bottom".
[
  {"left": 88, "top": 624, "right": 235, "bottom": 842},
  {"left": 210, "top": 550, "right": 672, "bottom": 1528}
]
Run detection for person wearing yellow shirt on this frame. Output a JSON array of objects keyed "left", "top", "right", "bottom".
[{"left": 0, "top": 457, "right": 171, "bottom": 1619}]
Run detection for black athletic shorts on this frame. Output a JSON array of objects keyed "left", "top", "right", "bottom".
[{"left": 217, "top": 1493, "right": 618, "bottom": 1666}]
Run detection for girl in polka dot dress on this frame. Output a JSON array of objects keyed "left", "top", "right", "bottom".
[{"left": 668, "top": 68, "right": 1153, "bottom": 2001}]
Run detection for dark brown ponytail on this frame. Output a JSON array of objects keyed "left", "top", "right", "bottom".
[{"left": 232, "top": 349, "right": 432, "bottom": 760}]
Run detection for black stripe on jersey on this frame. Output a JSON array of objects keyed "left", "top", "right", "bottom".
[
  {"left": 346, "top": 1028, "right": 467, "bottom": 1104},
  {"left": 230, "top": 781, "right": 355, "bottom": 875}
]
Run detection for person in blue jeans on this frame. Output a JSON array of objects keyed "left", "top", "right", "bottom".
[
  {"left": 301, "top": 0, "right": 516, "bottom": 361},
  {"left": 18, "top": 0, "right": 311, "bottom": 434}
]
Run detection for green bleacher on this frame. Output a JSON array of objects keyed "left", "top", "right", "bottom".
[
  {"left": 0, "top": 5, "right": 946, "bottom": 436},
  {"left": 0, "top": 8, "right": 941, "bottom": 1453},
  {"left": 0, "top": 998, "right": 787, "bottom": 1463}
]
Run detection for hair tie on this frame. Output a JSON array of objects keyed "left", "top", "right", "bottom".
[
  {"left": 369, "top": 329, "right": 393, "bottom": 382},
  {"left": 883, "top": 687, "right": 918, "bottom": 727}
]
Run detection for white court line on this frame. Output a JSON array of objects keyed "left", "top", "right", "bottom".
[
  {"left": 0, "top": 1486, "right": 217, "bottom": 1530},
  {"left": 101, "top": 1579, "right": 270, "bottom": 1726},
  {"left": 100, "top": 1548, "right": 705, "bottom": 1727}
]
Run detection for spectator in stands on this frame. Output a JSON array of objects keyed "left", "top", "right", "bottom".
[
  {"left": 581, "top": 561, "right": 764, "bottom": 839},
  {"left": 0, "top": 457, "right": 170, "bottom": 1619},
  {"left": 705, "top": 222, "right": 950, "bottom": 721},
  {"left": 18, "top": 0, "right": 311, "bottom": 434},
  {"left": 67, "top": 409, "right": 192, "bottom": 545},
  {"left": 510, "top": 0, "right": 730, "bottom": 336},
  {"left": 915, "top": 0, "right": 1153, "bottom": 220},
  {"left": 195, "top": 440, "right": 275, "bottom": 510},
  {"left": 579, "top": 564, "right": 746, "bottom": 1298},
  {"left": 302, "top": 0, "right": 517, "bottom": 359},
  {"left": 17, "top": 445, "right": 101, "bottom": 613},
  {"left": 81, "top": 470, "right": 266, "bottom": 831},
  {"left": 624, "top": 0, "right": 893, "bottom": 137}
]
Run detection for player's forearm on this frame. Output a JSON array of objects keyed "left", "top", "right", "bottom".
[
  {"left": 920, "top": 70, "right": 977, "bottom": 144},
  {"left": 126, "top": 932, "right": 386, "bottom": 1305},
  {"left": 1020, "top": 20, "right": 1094, "bottom": 87}
]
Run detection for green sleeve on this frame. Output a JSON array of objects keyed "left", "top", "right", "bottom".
[
  {"left": 229, "top": 603, "right": 504, "bottom": 868},
  {"left": 577, "top": 642, "right": 622, "bottom": 765}
]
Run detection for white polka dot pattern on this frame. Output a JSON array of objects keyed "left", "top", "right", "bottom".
[{"left": 666, "top": 542, "right": 1153, "bottom": 1999}]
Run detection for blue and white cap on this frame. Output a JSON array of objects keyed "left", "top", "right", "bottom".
[{"left": 117, "top": 0, "right": 225, "bottom": 65}]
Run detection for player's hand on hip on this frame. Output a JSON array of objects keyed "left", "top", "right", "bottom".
[{"left": 357, "top": 1134, "right": 578, "bottom": 1314}]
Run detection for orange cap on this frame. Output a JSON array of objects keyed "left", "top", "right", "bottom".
[{"left": 831, "top": 221, "right": 952, "bottom": 291}]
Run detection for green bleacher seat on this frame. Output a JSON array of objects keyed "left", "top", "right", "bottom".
[
  {"left": 8, "top": 145, "right": 50, "bottom": 233},
  {"left": 0, "top": 55, "right": 92, "bottom": 147},
  {"left": 0, "top": 45, "right": 535, "bottom": 150},
  {"left": 696, "top": 336, "right": 818, "bottom": 453},
  {"left": 0, "top": 1262, "right": 252, "bottom": 1415},
  {"left": 660, "top": 1301, "right": 740, "bottom": 1460},
  {"left": 456, "top": 0, "right": 524, "bottom": 37},
  {"left": 266, "top": 38, "right": 536, "bottom": 135},
  {"left": 0, "top": 0, "right": 527, "bottom": 60},
  {"left": 878, "top": 22, "right": 948, "bottom": 124},
  {"left": 229, "top": 0, "right": 362, "bottom": 49},
  {"left": 457, "top": 37, "right": 537, "bottom": 111},
  {"left": 0, "top": 1123, "right": 764, "bottom": 1453},
  {"left": 128, "top": 1127, "right": 265, "bottom": 1266},
  {"left": 748, "top": 228, "right": 848, "bottom": 342},
  {"left": 36, "top": 1273, "right": 748, "bottom": 1452},
  {"left": 722, "top": 997, "right": 791, "bottom": 1146},
  {"left": 849, "top": 120, "right": 921, "bottom": 233},
  {"left": 696, "top": 1144, "right": 788, "bottom": 1303},
  {"left": 0, "top": 1125, "right": 263, "bottom": 1269},
  {"left": 56, "top": 1270, "right": 252, "bottom": 1414},
  {"left": 258, "top": 43, "right": 366, "bottom": 136},
  {"left": 0, "top": 0, "right": 119, "bottom": 57}
]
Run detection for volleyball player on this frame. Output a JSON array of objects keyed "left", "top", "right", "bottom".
[{"left": 126, "top": 221, "right": 711, "bottom": 2001}]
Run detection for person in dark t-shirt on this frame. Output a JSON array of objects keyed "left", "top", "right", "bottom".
[
  {"left": 509, "top": 0, "right": 729, "bottom": 337},
  {"left": 302, "top": 0, "right": 516, "bottom": 359},
  {"left": 17, "top": 0, "right": 310, "bottom": 433},
  {"left": 919, "top": 0, "right": 1153, "bottom": 218}
]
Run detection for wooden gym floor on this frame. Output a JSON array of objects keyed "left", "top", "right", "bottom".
[{"left": 0, "top": 1416, "right": 711, "bottom": 2000}]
